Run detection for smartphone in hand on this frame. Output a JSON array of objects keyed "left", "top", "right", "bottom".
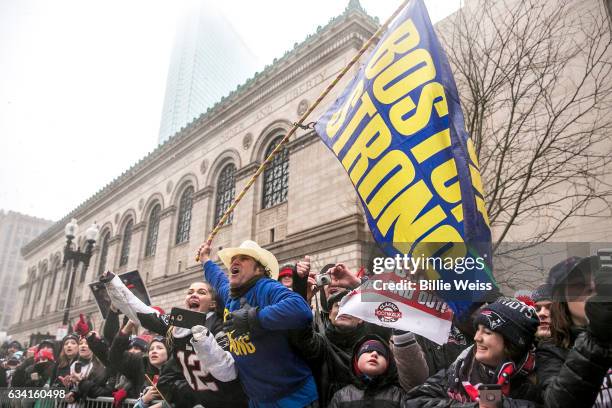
[
  {"left": 168, "top": 307, "right": 207, "bottom": 329},
  {"left": 479, "top": 384, "right": 502, "bottom": 408},
  {"left": 74, "top": 362, "right": 82, "bottom": 374}
]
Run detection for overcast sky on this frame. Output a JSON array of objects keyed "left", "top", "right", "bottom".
[{"left": 0, "top": 0, "right": 460, "bottom": 222}]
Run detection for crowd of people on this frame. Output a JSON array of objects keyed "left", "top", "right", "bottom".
[{"left": 1, "top": 239, "right": 610, "bottom": 407}]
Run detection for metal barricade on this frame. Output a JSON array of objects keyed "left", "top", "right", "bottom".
[
  {"left": 55, "top": 397, "right": 139, "bottom": 407},
  {"left": 1, "top": 397, "right": 139, "bottom": 408}
]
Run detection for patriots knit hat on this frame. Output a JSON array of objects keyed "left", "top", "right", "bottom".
[
  {"left": 532, "top": 284, "right": 553, "bottom": 303},
  {"left": 474, "top": 297, "right": 539, "bottom": 351}
]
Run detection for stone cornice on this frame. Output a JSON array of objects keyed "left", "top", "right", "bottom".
[
  {"left": 21, "top": 10, "right": 378, "bottom": 258},
  {"left": 194, "top": 186, "right": 214, "bottom": 202},
  {"left": 132, "top": 222, "right": 147, "bottom": 233},
  {"left": 108, "top": 236, "right": 121, "bottom": 245},
  {"left": 235, "top": 162, "right": 261, "bottom": 180},
  {"left": 160, "top": 206, "right": 177, "bottom": 219},
  {"left": 8, "top": 302, "right": 98, "bottom": 335}
]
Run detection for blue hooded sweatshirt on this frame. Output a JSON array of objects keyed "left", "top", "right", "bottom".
[{"left": 203, "top": 260, "right": 317, "bottom": 405}]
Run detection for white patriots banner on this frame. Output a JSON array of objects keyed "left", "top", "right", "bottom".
[{"left": 338, "top": 274, "right": 453, "bottom": 345}]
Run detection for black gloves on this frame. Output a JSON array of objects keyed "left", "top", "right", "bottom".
[
  {"left": 585, "top": 264, "right": 612, "bottom": 344},
  {"left": 223, "top": 298, "right": 261, "bottom": 337}
]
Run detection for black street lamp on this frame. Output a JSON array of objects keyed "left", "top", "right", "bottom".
[{"left": 62, "top": 218, "right": 99, "bottom": 326}]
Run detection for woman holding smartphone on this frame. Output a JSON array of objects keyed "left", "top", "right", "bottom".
[
  {"left": 99, "top": 271, "right": 248, "bottom": 408},
  {"left": 404, "top": 297, "right": 541, "bottom": 408}
]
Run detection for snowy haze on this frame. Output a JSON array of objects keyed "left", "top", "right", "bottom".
[{"left": 0, "top": 0, "right": 460, "bottom": 222}]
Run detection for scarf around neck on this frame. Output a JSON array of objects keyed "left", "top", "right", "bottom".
[{"left": 230, "top": 275, "right": 264, "bottom": 298}]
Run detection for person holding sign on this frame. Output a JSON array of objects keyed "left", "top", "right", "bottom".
[
  {"left": 405, "top": 298, "right": 541, "bottom": 407},
  {"left": 99, "top": 271, "right": 247, "bottom": 408}
]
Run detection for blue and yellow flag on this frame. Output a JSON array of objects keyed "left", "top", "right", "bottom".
[{"left": 315, "top": 0, "right": 496, "bottom": 314}]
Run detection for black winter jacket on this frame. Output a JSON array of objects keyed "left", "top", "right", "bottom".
[
  {"left": 290, "top": 320, "right": 392, "bottom": 406},
  {"left": 109, "top": 332, "right": 160, "bottom": 394},
  {"left": 536, "top": 328, "right": 612, "bottom": 408},
  {"left": 290, "top": 321, "right": 368, "bottom": 405},
  {"left": 329, "top": 333, "right": 404, "bottom": 408},
  {"left": 24, "top": 361, "right": 55, "bottom": 387},
  {"left": 70, "top": 358, "right": 110, "bottom": 401},
  {"left": 404, "top": 346, "right": 539, "bottom": 408},
  {"left": 50, "top": 360, "right": 74, "bottom": 388},
  {"left": 10, "top": 356, "right": 34, "bottom": 387}
]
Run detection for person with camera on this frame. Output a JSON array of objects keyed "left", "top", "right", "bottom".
[
  {"left": 536, "top": 256, "right": 612, "bottom": 407},
  {"left": 99, "top": 270, "right": 248, "bottom": 408},
  {"left": 198, "top": 239, "right": 318, "bottom": 407}
]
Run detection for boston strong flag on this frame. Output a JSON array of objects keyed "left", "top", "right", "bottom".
[{"left": 315, "top": 0, "right": 496, "bottom": 315}]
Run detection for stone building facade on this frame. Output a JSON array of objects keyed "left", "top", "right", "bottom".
[
  {"left": 9, "top": 4, "right": 377, "bottom": 344},
  {"left": 8, "top": 0, "right": 612, "bottom": 343}
]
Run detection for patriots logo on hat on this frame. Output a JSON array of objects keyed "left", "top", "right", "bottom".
[{"left": 481, "top": 310, "right": 505, "bottom": 330}]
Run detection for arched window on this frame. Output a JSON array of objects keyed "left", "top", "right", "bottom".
[
  {"left": 145, "top": 204, "right": 161, "bottom": 257},
  {"left": 214, "top": 164, "right": 236, "bottom": 226},
  {"left": 97, "top": 231, "right": 111, "bottom": 276},
  {"left": 262, "top": 137, "right": 289, "bottom": 209},
  {"left": 119, "top": 220, "right": 133, "bottom": 267},
  {"left": 176, "top": 186, "right": 194, "bottom": 244}
]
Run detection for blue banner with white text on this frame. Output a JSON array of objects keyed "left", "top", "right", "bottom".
[{"left": 315, "top": 0, "right": 496, "bottom": 315}]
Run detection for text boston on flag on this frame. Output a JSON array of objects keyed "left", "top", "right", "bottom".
[{"left": 314, "top": 0, "right": 496, "bottom": 317}]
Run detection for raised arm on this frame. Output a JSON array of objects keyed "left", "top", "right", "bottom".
[
  {"left": 391, "top": 331, "right": 428, "bottom": 392},
  {"left": 202, "top": 261, "right": 230, "bottom": 305},
  {"left": 198, "top": 242, "right": 230, "bottom": 304},
  {"left": 108, "top": 322, "right": 145, "bottom": 383}
]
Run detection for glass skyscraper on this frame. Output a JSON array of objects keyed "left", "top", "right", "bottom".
[
  {"left": 0, "top": 210, "right": 52, "bottom": 332},
  {"left": 158, "top": 0, "right": 259, "bottom": 144}
]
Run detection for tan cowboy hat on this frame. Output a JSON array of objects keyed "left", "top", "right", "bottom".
[{"left": 218, "top": 240, "right": 280, "bottom": 280}]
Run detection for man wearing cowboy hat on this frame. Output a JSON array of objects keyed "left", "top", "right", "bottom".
[{"left": 198, "top": 240, "right": 318, "bottom": 407}]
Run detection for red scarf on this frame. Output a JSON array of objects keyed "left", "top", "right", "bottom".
[{"left": 459, "top": 348, "right": 536, "bottom": 402}]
